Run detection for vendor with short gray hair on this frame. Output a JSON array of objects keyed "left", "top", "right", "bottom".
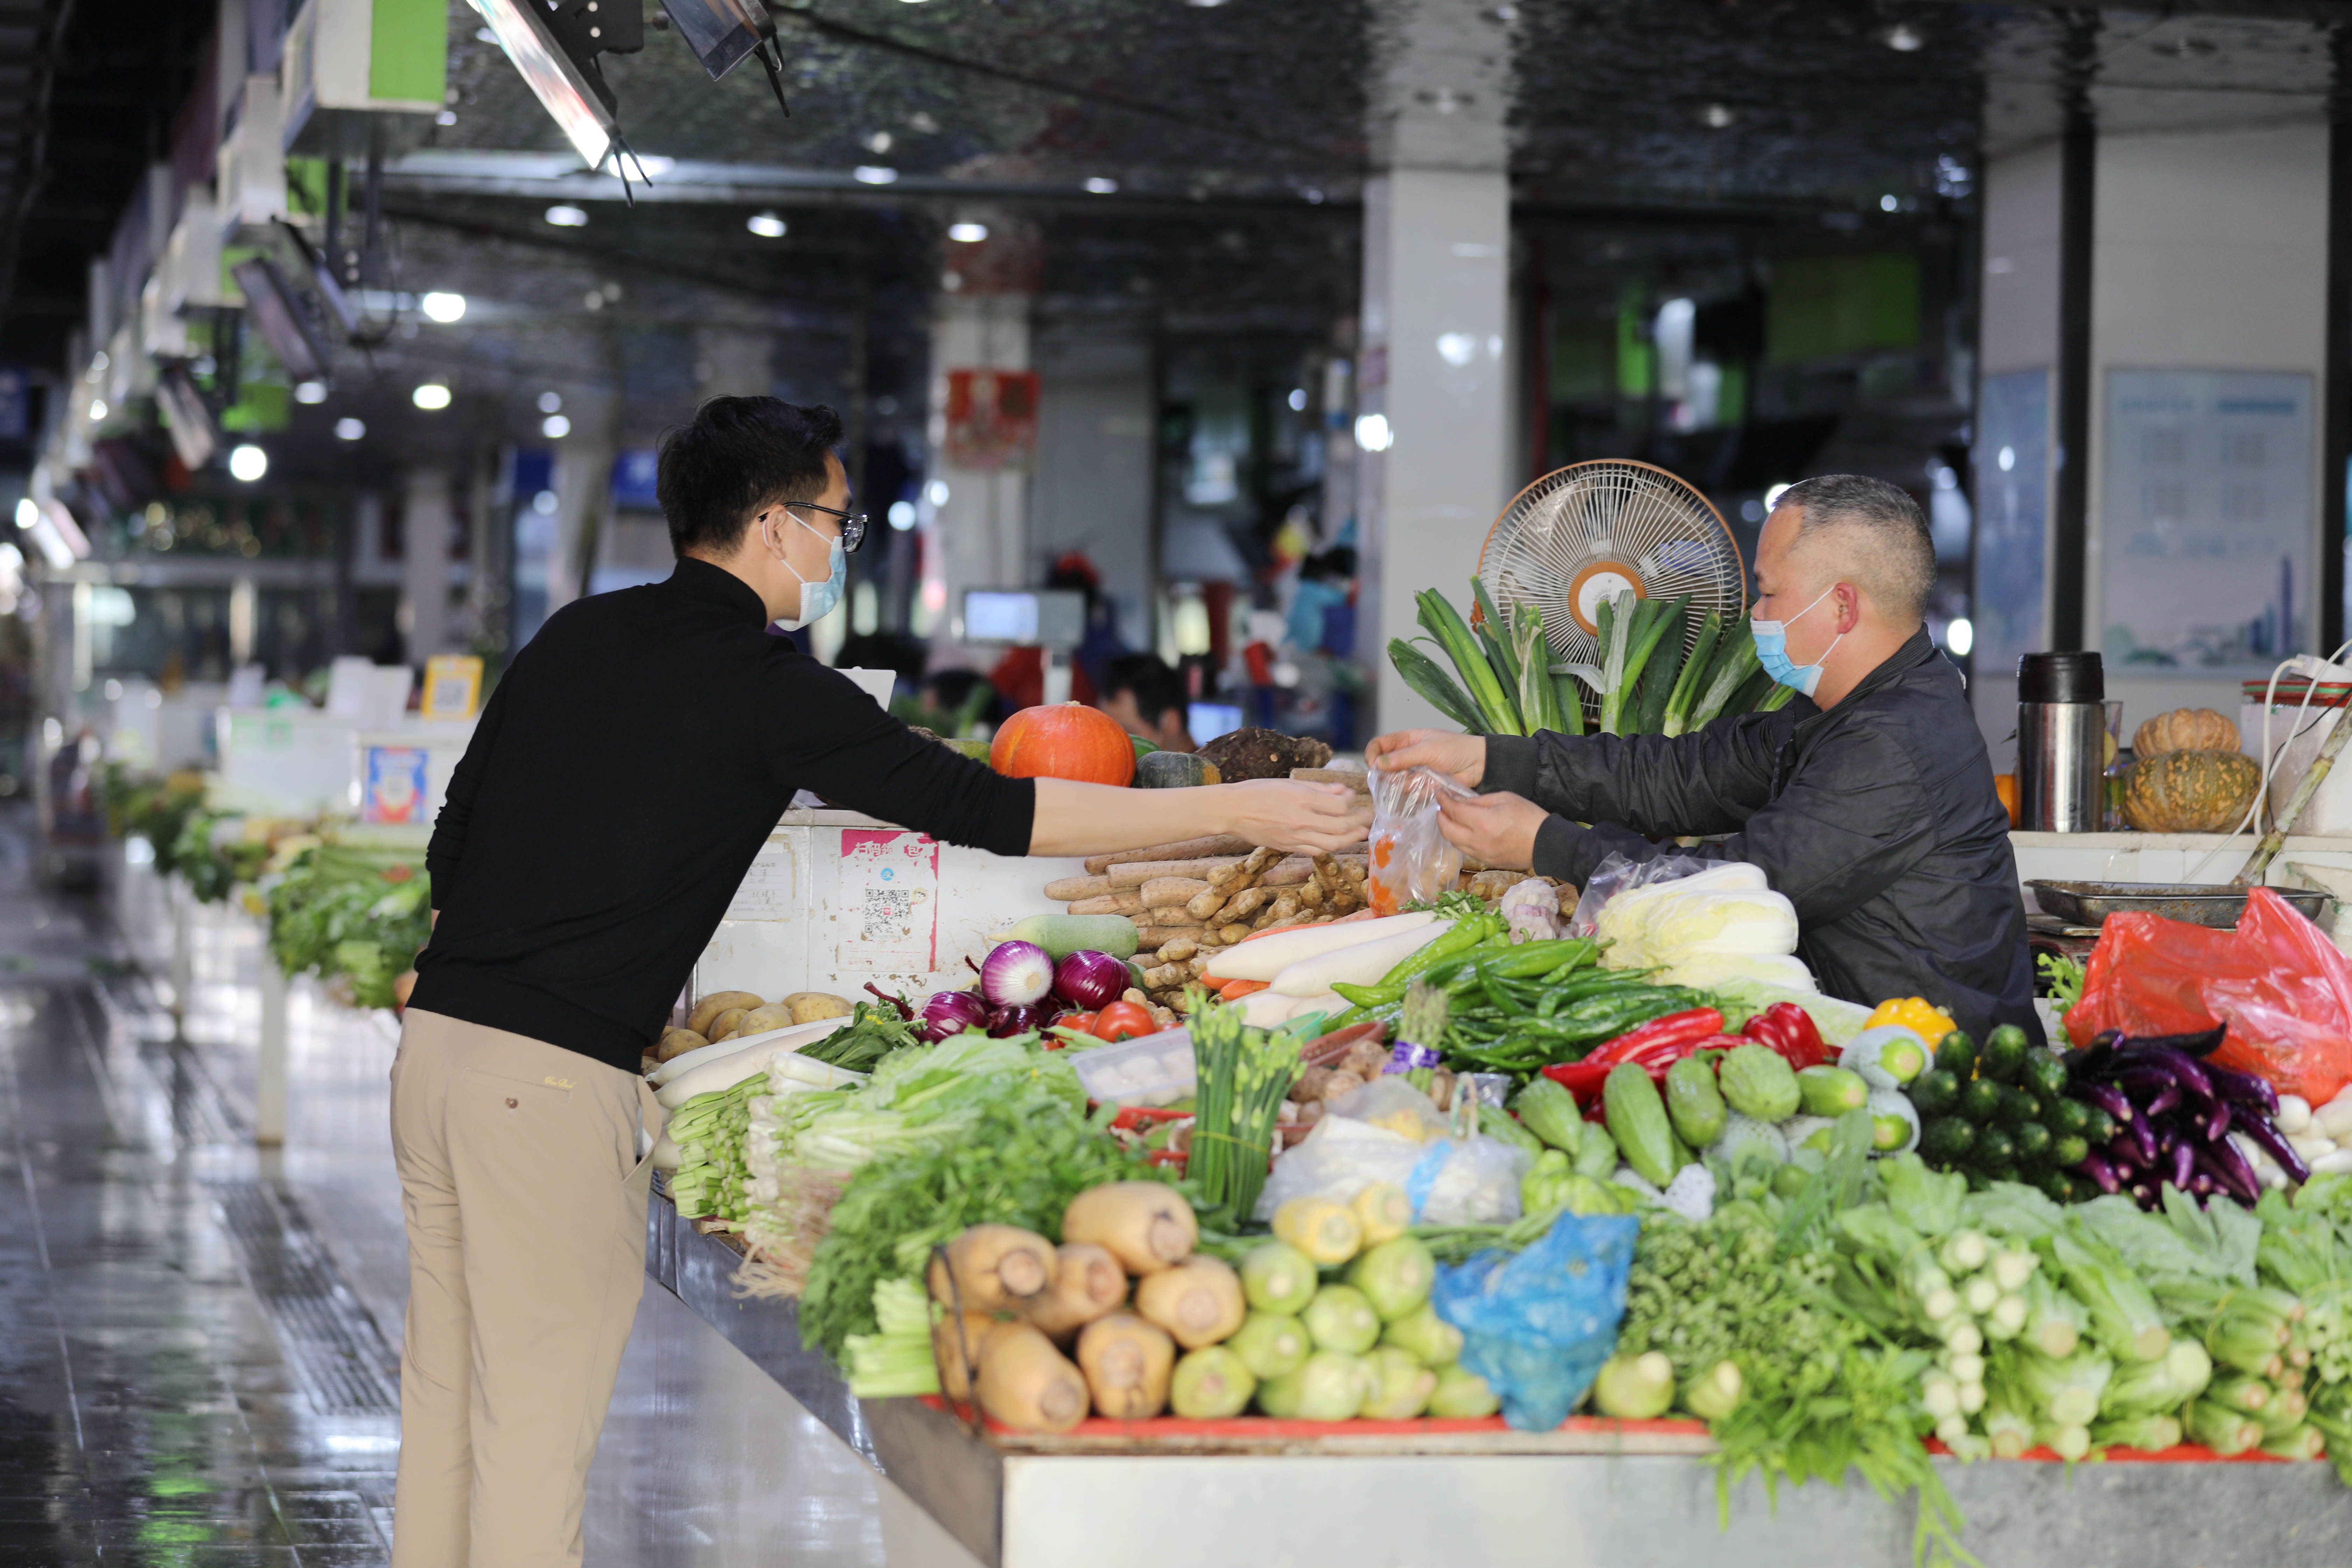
[{"left": 1367, "top": 473, "right": 2038, "bottom": 1042}]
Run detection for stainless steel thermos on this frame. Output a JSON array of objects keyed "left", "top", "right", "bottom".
[{"left": 2016, "top": 652, "right": 2106, "bottom": 833}]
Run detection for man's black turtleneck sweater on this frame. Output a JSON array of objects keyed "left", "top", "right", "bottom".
[{"left": 411, "top": 557, "right": 1035, "bottom": 1072}]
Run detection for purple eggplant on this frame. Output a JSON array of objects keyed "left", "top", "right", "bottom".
[
  {"left": 2078, "top": 1082, "right": 2135, "bottom": 1124},
  {"left": 2189, "top": 1172, "right": 2218, "bottom": 1199},
  {"left": 2237, "top": 1112, "right": 2312, "bottom": 1184},
  {"left": 2134, "top": 1045, "right": 2217, "bottom": 1104},
  {"left": 2204, "top": 1063, "right": 2281, "bottom": 1119},
  {"left": 2078, "top": 1154, "right": 2122, "bottom": 1195},
  {"left": 2204, "top": 1136, "right": 2264, "bottom": 1205},
  {"left": 2168, "top": 1137, "right": 2197, "bottom": 1194},
  {"left": 2203, "top": 1101, "right": 2233, "bottom": 1142},
  {"left": 2122, "top": 1024, "right": 2228, "bottom": 1059},
  {"left": 2067, "top": 1036, "right": 2121, "bottom": 1083},
  {"left": 2118, "top": 1112, "right": 2160, "bottom": 1169},
  {"left": 2142, "top": 1083, "right": 2183, "bottom": 1121}
]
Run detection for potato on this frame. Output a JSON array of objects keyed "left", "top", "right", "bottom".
[
  {"left": 704, "top": 1007, "right": 749, "bottom": 1043},
  {"left": 786, "top": 992, "right": 854, "bottom": 1025},
  {"left": 686, "top": 990, "right": 765, "bottom": 1036},
  {"left": 654, "top": 1027, "right": 709, "bottom": 1063},
  {"left": 734, "top": 1004, "right": 797, "bottom": 1037}
]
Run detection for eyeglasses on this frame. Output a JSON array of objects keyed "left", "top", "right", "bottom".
[{"left": 783, "top": 499, "right": 867, "bottom": 554}]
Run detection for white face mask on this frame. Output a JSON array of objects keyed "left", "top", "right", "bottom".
[{"left": 766, "top": 508, "right": 845, "bottom": 631}]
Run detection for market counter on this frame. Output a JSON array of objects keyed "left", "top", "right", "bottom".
[
  {"left": 2011, "top": 830, "right": 2352, "bottom": 896},
  {"left": 643, "top": 1198, "right": 2352, "bottom": 1568}
]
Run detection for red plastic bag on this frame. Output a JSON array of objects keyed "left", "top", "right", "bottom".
[{"left": 2064, "top": 886, "right": 2352, "bottom": 1104}]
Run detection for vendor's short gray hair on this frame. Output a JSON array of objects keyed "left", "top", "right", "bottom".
[{"left": 1774, "top": 474, "right": 1934, "bottom": 623}]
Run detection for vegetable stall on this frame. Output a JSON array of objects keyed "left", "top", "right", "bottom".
[{"left": 623, "top": 724, "right": 2352, "bottom": 1568}]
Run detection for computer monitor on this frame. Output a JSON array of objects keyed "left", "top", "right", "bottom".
[{"left": 962, "top": 589, "right": 1086, "bottom": 651}]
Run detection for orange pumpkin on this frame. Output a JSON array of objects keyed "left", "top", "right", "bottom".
[{"left": 989, "top": 702, "right": 1138, "bottom": 785}]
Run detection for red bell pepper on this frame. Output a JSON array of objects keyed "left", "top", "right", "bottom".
[
  {"left": 1581, "top": 1008, "right": 1725, "bottom": 1069},
  {"left": 1739, "top": 1002, "right": 1830, "bottom": 1071},
  {"left": 1541, "top": 1011, "right": 1741, "bottom": 1107}
]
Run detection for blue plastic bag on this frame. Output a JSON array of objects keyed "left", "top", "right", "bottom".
[{"left": 1430, "top": 1211, "right": 1639, "bottom": 1430}]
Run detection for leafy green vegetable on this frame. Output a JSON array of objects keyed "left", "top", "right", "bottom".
[
  {"left": 264, "top": 846, "right": 431, "bottom": 1009},
  {"left": 2035, "top": 952, "right": 2086, "bottom": 1016}
]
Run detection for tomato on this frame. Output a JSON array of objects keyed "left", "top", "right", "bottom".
[
  {"left": 1046, "top": 1011, "right": 1097, "bottom": 1048},
  {"left": 1091, "top": 1001, "right": 1155, "bottom": 1043}
]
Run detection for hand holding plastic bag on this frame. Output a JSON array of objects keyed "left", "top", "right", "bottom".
[
  {"left": 2065, "top": 886, "right": 2352, "bottom": 1105},
  {"left": 1430, "top": 1211, "right": 1639, "bottom": 1430},
  {"left": 1367, "top": 764, "right": 1472, "bottom": 916}
]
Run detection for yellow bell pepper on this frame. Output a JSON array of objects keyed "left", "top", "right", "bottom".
[{"left": 1865, "top": 996, "right": 1955, "bottom": 1041}]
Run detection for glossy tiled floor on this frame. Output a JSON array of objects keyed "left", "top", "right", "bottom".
[{"left": 0, "top": 808, "right": 976, "bottom": 1568}]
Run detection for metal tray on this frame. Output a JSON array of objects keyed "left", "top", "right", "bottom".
[{"left": 2027, "top": 880, "right": 2332, "bottom": 929}]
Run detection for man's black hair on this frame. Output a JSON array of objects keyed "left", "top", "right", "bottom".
[
  {"left": 655, "top": 396, "right": 844, "bottom": 558},
  {"left": 1104, "top": 653, "right": 1186, "bottom": 728}
]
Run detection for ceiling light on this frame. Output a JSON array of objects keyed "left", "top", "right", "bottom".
[
  {"left": 925, "top": 479, "right": 951, "bottom": 506},
  {"left": 1702, "top": 103, "right": 1734, "bottom": 130},
  {"left": 228, "top": 444, "right": 268, "bottom": 482},
  {"left": 335, "top": 418, "right": 365, "bottom": 441},
  {"left": 294, "top": 380, "right": 328, "bottom": 404},
  {"left": 15, "top": 498, "right": 36, "bottom": 528},
  {"left": 864, "top": 131, "right": 894, "bottom": 153},
  {"left": 542, "top": 414, "right": 572, "bottom": 439},
  {"left": 1886, "top": 23, "right": 1924, "bottom": 51},
  {"left": 545, "top": 204, "right": 589, "bottom": 227},
  {"left": 853, "top": 166, "right": 899, "bottom": 185},
  {"left": 947, "top": 222, "right": 988, "bottom": 243},
  {"left": 1287, "top": 388, "right": 1307, "bottom": 411},
  {"left": 1353, "top": 412, "right": 1393, "bottom": 452},
  {"left": 1945, "top": 617, "right": 1973, "bottom": 656},
  {"left": 436, "top": 109, "right": 457, "bottom": 126},
  {"left": 538, "top": 391, "right": 564, "bottom": 413},
  {"left": 1880, "top": 193, "right": 1900, "bottom": 212},
  {"left": 89, "top": 350, "right": 108, "bottom": 374},
  {"left": 747, "top": 211, "right": 788, "bottom": 238},
  {"left": 533, "top": 490, "right": 559, "bottom": 514},
  {"left": 413, "top": 383, "right": 452, "bottom": 411},
  {"left": 888, "top": 500, "right": 916, "bottom": 530},
  {"left": 87, "top": 399, "right": 106, "bottom": 421},
  {"left": 420, "top": 291, "right": 468, "bottom": 323},
  {"left": 1084, "top": 176, "right": 1119, "bottom": 195}
]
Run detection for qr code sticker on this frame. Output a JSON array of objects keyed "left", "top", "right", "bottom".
[{"left": 861, "top": 886, "right": 918, "bottom": 941}]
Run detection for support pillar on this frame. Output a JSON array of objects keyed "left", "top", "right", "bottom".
[
  {"left": 1357, "top": 0, "right": 1517, "bottom": 733},
  {"left": 924, "top": 248, "right": 1036, "bottom": 645},
  {"left": 2324, "top": 23, "right": 2352, "bottom": 656},
  {"left": 401, "top": 468, "right": 453, "bottom": 666},
  {"left": 255, "top": 954, "right": 288, "bottom": 1146},
  {"left": 2050, "top": 13, "right": 2098, "bottom": 653}
]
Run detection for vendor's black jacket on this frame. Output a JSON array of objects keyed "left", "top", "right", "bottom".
[
  {"left": 1482, "top": 627, "right": 2041, "bottom": 1043},
  {"left": 412, "top": 556, "right": 1036, "bottom": 1072}
]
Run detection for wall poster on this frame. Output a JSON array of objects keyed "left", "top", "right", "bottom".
[{"left": 2100, "top": 369, "right": 2314, "bottom": 673}]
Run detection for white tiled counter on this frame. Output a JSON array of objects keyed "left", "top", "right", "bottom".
[{"left": 2010, "top": 832, "right": 2352, "bottom": 904}]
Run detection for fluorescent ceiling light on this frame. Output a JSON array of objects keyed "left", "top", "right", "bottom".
[
  {"left": 336, "top": 418, "right": 366, "bottom": 441},
  {"left": 538, "top": 391, "right": 564, "bottom": 412},
  {"left": 229, "top": 444, "right": 268, "bottom": 482},
  {"left": 542, "top": 414, "right": 572, "bottom": 438},
  {"left": 421, "top": 292, "right": 468, "bottom": 323},
  {"left": 853, "top": 166, "right": 899, "bottom": 185},
  {"left": 414, "top": 383, "right": 453, "bottom": 411},
  {"left": 294, "top": 380, "right": 328, "bottom": 404},
  {"left": 746, "top": 211, "right": 787, "bottom": 238},
  {"left": 947, "top": 222, "right": 988, "bottom": 243},
  {"left": 1084, "top": 176, "right": 1119, "bottom": 195},
  {"left": 546, "top": 204, "right": 589, "bottom": 227}
]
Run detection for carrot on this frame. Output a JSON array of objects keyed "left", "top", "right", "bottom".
[{"left": 1217, "top": 977, "right": 1270, "bottom": 1000}]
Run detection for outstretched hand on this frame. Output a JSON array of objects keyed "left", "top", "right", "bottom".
[
  {"left": 1365, "top": 729, "right": 1486, "bottom": 789},
  {"left": 1220, "top": 779, "right": 1373, "bottom": 856},
  {"left": 1436, "top": 790, "right": 1547, "bottom": 872}
]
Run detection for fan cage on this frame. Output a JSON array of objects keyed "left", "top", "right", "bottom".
[{"left": 1475, "top": 460, "right": 1748, "bottom": 730}]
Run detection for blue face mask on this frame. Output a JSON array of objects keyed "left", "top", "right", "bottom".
[
  {"left": 771, "top": 509, "right": 846, "bottom": 631},
  {"left": 1750, "top": 585, "right": 1843, "bottom": 698}
]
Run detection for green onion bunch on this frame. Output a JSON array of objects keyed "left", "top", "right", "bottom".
[{"left": 1187, "top": 988, "right": 1304, "bottom": 1224}]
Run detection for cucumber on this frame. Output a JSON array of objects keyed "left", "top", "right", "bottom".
[
  {"left": 1980, "top": 1023, "right": 2030, "bottom": 1084},
  {"left": 2049, "top": 1096, "right": 2092, "bottom": 1138},
  {"left": 1934, "top": 1031, "right": 1977, "bottom": 1079},
  {"left": 1975, "top": 1126, "right": 2017, "bottom": 1171},
  {"left": 1603, "top": 1063, "right": 1682, "bottom": 1189},
  {"left": 2051, "top": 1133, "right": 2089, "bottom": 1169},
  {"left": 1959, "top": 1078, "right": 2004, "bottom": 1124},
  {"left": 1664, "top": 1055, "right": 1728, "bottom": 1148},
  {"left": 1995, "top": 1086, "right": 2037, "bottom": 1129},
  {"left": 2081, "top": 1105, "right": 2117, "bottom": 1146},
  {"left": 2024, "top": 1052, "right": 2070, "bottom": 1101},
  {"left": 1919, "top": 1116, "right": 1977, "bottom": 1164},
  {"left": 1717, "top": 1043, "right": 1801, "bottom": 1121},
  {"left": 1909, "top": 1069, "right": 1961, "bottom": 1117},
  {"left": 2039, "top": 1169, "right": 2078, "bottom": 1205},
  {"left": 2012, "top": 1121, "right": 2055, "bottom": 1166},
  {"left": 1797, "top": 1065, "right": 1870, "bottom": 1117},
  {"left": 1574, "top": 1123, "right": 1619, "bottom": 1181},
  {"left": 1003, "top": 913, "right": 1140, "bottom": 960}
]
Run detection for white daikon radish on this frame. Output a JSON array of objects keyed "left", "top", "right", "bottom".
[
  {"left": 2315, "top": 1088, "right": 2352, "bottom": 1142},
  {"left": 1267, "top": 920, "right": 1454, "bottom": 997},
  {"left": 656, "top": 1037, "right": 862, "bottom": 1110},
  {"left": 1239, "top": 990, "right": 1308, "bottom": 1028},
  {"left": 1200, "top": 911, "right": 1436, "bottom": 982},
  {"left": 2276, "top": 1095, "right": 2313, "bottom": 1135},
  {"left": 651, "top": 1130, "right": 684, "bottom": 1172},
  {"left": 648, "top": 1018, "right": 847, "bottom": 1088}
]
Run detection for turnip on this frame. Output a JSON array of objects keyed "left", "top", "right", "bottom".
[
  {"left": 1256, "top": 1351, "right": 1368, "bottom": 1421},
  {"left": 1272, "top": 1195, "right": 1360, "bottom": 1266},
  {"left": 1169, "top": 1345, "right": 1257, "bottom": 1419},
  {"left": 1360, "top": 1345, "right": 1438, "bottom": 1420},
  {"left": 929, "top": 1224, "right": 1059, "bottom": 1314},
  {"left": 1239, "top": 1241, "right": 1316, "bottom": 1314},
  {"left": 932, "top": 1311, "right": 1003, "bottom": 1402},
  {"left": 1301, "top": 1283, "right": 1380, "bottom": 1356},
  {"left": 974, "top": 1322, "right": 1090, "bottom": 1433},
  {"left": 1134, "top": 1256, "right": 1246, "bottom": 1349},
  {"left": 1380, "top": 1302, "right": 1464, "bottom": 1367},
  {"left": 1063, "top": 1182, "right": 1197, "bottom": 1276},
  {"left": 1592, "top": 1351, "right": 1675, "bottom": 1419},
  {"left": 1346, "top": 1236, "right": 1435, "bottom": 1323},
  {"left": 1351, "top": 1182, "right": 1412, "bottom": 1246},
  {"left": 1023, "top": 1243, "right": 1129, "bottom": 1342},
  {"left": 1226, "top": 1311, "right": 1310, "bottom": 1380},
  {"left": 1075, "top": 1311, "right": 1175, "bottom": 1421},
  {"left": 1427, "top": 1362, "right": 1500, "bottom": 1419}
]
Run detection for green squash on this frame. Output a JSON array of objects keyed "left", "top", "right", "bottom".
[
  {"left": 1135, "top": 751, "right": 1221, "bottom": 789},
  {"left": 2120, "top": 749, "right": 2259, "bottom": 833}
]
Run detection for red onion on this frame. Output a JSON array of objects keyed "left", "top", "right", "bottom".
[
  {"left": 917, "top": 989, "right": 990, "bottom": 1042},
  {"left": 980, "top": 939, "right": 1054, "bottom": 1007},
  {"left": 1054, "top": 949, "right": 1130, "bottom": 1010},
  {"left": 987, "top": 1003, "right": 1051, "bottom": 1038}
]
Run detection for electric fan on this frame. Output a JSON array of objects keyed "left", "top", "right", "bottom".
[{"left": 1476, "top": 460, "right": 1748, "bottom": 713}]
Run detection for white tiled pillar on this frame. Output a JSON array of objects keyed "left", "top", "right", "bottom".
[{"left": 1357, "top": 0, "right": 1516, "bottom": 733}]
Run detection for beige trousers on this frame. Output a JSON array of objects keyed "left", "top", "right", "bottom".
[{"left": 389, "top": 1007, "right": 659, "bottom": 1568}]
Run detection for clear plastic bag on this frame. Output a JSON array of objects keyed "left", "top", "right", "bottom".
[
  {"left": 1406, "top": 1135, "right": 1530, "bottom": 1226},
  {"left": 2066, "top": 886, "right": 2352, "bottom": 1105},
  {"left": 1367, "top": 764, "right": 1473, "bottom": 916},
  {"left": 1431, "top": 1211, "right": 1641, "bottom": 1430},
  {"left": 1568, "top": 850, "right": 1711, "bottom": 937}
]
